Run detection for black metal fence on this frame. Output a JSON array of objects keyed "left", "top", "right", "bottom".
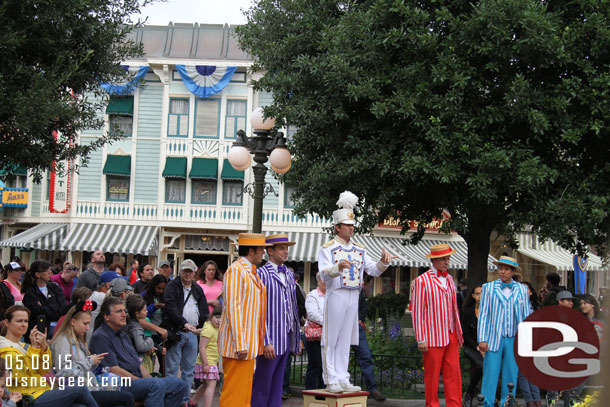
[{"left": 287, "top": 351, "right": 425, "bottom": 397}]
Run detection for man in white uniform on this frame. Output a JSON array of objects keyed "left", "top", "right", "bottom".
[{"left": 318, "top": 191, "right": 394, "bottom": 393}]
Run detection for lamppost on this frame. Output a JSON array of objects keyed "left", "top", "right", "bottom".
[{"left": 227, "top": 107, "right": 291, "bottom": 233}]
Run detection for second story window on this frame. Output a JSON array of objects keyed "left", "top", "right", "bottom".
[
  {"left": 190, "top": 158, "right": 219, "bottom": 205},
  {"left": 195, "top": 99, "right": 220, "bottom": 138},
  {"left": 284, "top": 185, "right": 297, "bottom": 208},
  {"left": 110, "top": 115, "right": 133, "bottom": 137},
  {"left": 162, "top": 157, "right": 187, "bottom": 203},
  {"left": 225, "top": 100, "right": 247, "bottom": 139},
  {"left": 220, "top": 159, "right": 244, "bottom": 205},
  {"left": 168, "top": 98, "right": 189, "bottom": 137},
  {"left": 103, "top": 155, "right": 131, "bottom": 202}
]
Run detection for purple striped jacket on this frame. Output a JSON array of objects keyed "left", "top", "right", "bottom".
[{"left": 258, "top": 262, "right": 301, "bottom": 355}]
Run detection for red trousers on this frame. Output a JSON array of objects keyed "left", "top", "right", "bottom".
[{"left": 422, "top": 330, "right": 462, "bottom": 407}]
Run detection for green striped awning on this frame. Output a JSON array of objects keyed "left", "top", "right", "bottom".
[
  {"left": 517, "top": 232, "right": 604, "bottom": 272},
  {"left": 0, "top": 223, "right": 68, "bottom": 250},
  {"left": 221, "top": 159, "right": 244, "bottom": 181},
  {"left": 103, "top": 155, "right": 131, "bottom": 177},
  {"left": 189, "top": 158, "right": 218, "bottom": 180},
  {"left": 106, "top": 96, "right": 134, "bottom": 115},
  {"left": 266, "top": 231, "right": 497, "bottom": 269},
  {"left": 60, "top": 224, "right": 158, "bottom": 255},
  {"left": 0, "top": 165, "right": 27, "bottom": 176},
  {"left": 162, "top": 157, "right": 187, "bottom": 179}
]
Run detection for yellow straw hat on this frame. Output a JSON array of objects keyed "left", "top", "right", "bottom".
[
  {"left": 238, "top": 233, "right": 272, "bottom": 246},
  {"left": 425, "top": 243, "right": 456, "bottom": 259},
  {"left": 265, "top": 233, "right": 296, "bottom": 246}
]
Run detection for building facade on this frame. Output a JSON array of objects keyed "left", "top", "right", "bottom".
[{"left": 0, "top": 23, "right": 605, "bottom": 297}]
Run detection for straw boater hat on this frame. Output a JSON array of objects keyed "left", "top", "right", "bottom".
[
  {"left": 425, "top": 243, "right": 456, "bottom": 259},
  {"left": 265, "top": 233, "right": 296, "bottom": 246},
  {"left": 238, "top": 233, "right": 272, "bottom": 247},
  {"left": 493, "top": 255, "right": 520, "bottom": 271},
  {"left": 332, "top": 191, "right": 358, "bottom": 225}
]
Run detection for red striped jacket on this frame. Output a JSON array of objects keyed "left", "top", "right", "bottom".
[{"left": 410, "top": 269, "right": 463, "bottom": 347}]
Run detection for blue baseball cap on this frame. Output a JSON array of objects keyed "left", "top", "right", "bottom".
[{"left": 99, "top": 271, "right": 120, "bottom": 284}]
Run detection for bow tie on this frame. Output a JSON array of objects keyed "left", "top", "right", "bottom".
[
  {"left": 278, "top": 265, "right": 287, "bottom": 273},
  {"left": 437, "top": 271, "right": 447, "bottom": 278},
  {"left": 501, "top": 281, "right": 514, "bottom": 290}
]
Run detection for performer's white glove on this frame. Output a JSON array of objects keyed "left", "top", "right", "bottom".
[{"left": 324, "top": 265, "right": 341, "bottom": 278}]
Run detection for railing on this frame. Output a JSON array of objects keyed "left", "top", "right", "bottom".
[
  {"left": 287, "top": 351, "right": 424, "bottom": 397},
  {"left": 262, "top": 208, "right": 332, "bottom": 229}
]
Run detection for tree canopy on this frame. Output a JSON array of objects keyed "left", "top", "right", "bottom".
[
  {"left": 237, "top": 0, "right": 610, "bottom": 284},
  {"left": 0, "top": 0, "right": 153, "bottom": 180}
]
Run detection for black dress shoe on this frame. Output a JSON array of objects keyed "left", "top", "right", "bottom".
[
  {"left": 368, "top": 390, "right": 386, "bottom": 401},
  {"left": 281, "top": 391, "right": 291, "bottom": 400}
]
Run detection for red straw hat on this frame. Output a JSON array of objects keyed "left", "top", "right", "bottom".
[{"left": 425, "top": 243, "right": 456, "bottom": 259}]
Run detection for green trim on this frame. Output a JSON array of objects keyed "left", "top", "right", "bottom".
[
  {"left": 106, "top": 96, "right": 134, "bottom": 115},
  {"left": 224, "top": 99, "right": 247, "bottom": 139},
  {"left": 191, "top": 179, "right": 217, "bottom": 204},
  {"left": 165, "top": 178, "right": 186, "bottom": 203},
  {"left": 168, "top": 98, "right": 189, "bottom": 138},
  {"left": 222, "top": 180, "right": 243, "bottom": 205},
  {"left": 106, "top": 175, "right": 130, "bottom": 202},
  {"left": 189, "top": 158, "right": 218, "bottom": 180},
  {"left": 220, "top": 159, "right": 244, "bottom": 180},
  {"left": 103, "top": 155, "right": 131, "bottom": 176},
  {"left": 0, "top": 165, "right": 27, "bottom": 176},
  {"left": 162, "top": 157, "right": 187, "bottom": 179}
]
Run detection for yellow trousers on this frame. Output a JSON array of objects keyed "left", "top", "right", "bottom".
[{"left": 219, "top": 357, "right": 256, "bottom": 407}]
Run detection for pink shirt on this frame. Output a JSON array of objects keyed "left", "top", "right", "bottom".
[
  {"left": 197, "top": 279, "right": 223, "bottom": 315},
  {"left": 51, "top": 273, "right": 74, "bottom": 303},
  {"left": 3, "top": 280, "right": 24, "bottom": 303}
]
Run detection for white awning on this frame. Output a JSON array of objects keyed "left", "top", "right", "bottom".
[
  {"left": 517, "top": 233, "right": 604, "bottom": 272},
  {"left": 269, "top": 231, "right": 496, "bottom": 269},
  {"left": 60, "top": 224, "right": 159, "bottom": 255},
  {"left": 0, "top": 223, "right": 68, "bottom": 251}
]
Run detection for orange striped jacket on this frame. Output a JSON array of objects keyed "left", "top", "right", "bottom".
[{"left": 218, "top": 257, "right": 267, "bottom": 360}]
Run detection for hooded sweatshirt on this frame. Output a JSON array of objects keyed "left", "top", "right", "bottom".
[{"left": 0, "top": 336, "right": 51, "bottom": 398}]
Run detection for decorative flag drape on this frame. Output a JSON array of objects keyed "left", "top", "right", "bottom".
[
  {"left": 101, "top": 65, "right": 149, "bottom": 95},
  {"left": 175, "top": 65, "right": 237, "bottom": 97},
  {"left": 49, "top": 130, "right": 71, "bottom": 213},
  {"left": 573, "top": 255, "right": 588, "bottom": 295}
]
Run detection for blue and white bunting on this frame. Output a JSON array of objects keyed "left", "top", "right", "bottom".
[
  {"left": 175, "top": 65, "right": 237, "bottom": 97},
  {"left": 101, "top": 65, "right": 149, "bottom": 95}
]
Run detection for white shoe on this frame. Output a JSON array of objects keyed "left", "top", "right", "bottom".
[
  {"left": 340, "top": 383, "right": 361, "bottom": 392},
  {"left": 327, "top": 384, "right": 343, "bottom": 393}
]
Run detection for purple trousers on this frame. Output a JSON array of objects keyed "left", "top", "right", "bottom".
[{"left": 251, "top": 351, "right": 289, "bottom": 407}]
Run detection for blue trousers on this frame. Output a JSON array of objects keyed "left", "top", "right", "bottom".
[
  {"left": 32, "top": 387, "right": 98, "bottom": 407},
  {"left": 351, "top": 324, "right": 377, "bottom": 392},
  {"left": 481, "top": 336, "right": 518, "bottom": 407},
  {"left": 517, "top": 371, "right": 540, "bottom": 402},
  {"left": 165, "top": 330, "right": 198, "bottom": 402},
  {"left": 122, "top": 376, "right": 186, "bottom": 407},
  {"left": 251, "top": 351, "right": 289, "bottom": 407}
]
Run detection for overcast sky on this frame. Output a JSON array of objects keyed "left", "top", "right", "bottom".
[{"left": 137, "top": 0, "right": 254, "bottom": 26}]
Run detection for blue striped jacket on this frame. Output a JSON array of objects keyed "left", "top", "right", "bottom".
[
  {"left": 258, "top": 262, "right": 301, "bottom": 355},
  {"left": 477, "top": 279, "right": 531, "bottom": 352}
]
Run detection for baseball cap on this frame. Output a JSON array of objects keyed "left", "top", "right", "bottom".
[
  {"left": 110, "top": 278, "right": 134, "bottom": 294},
  {"left": 557, "top": 290, "right": 574, "bottom": 301},
  {"left": 9, "top": 262, "right": 21, "bottom": 270},
  {"left": 159, "top": 260, "right": 171, "bottom": 267},
  {"left": 99, "top": 271, "right": 121, "bottom": 284},
  {"left": 181, "top": 259, "right": 197, "bottom": 272}
]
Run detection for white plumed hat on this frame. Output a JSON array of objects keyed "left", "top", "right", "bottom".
[{"left": 333, "top": 191, "right": 358, "bottom": 225}]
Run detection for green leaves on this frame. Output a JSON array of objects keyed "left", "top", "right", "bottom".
[{"left": 239, "top": 0, "right": 610, "bottom": 279}]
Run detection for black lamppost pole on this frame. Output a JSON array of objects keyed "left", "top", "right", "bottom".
[{"left": 228, "top": 108, "right": 291, "bottom": 233}]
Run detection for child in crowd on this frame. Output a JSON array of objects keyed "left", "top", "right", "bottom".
[
  {"left": 189, "top": 307, "right": 221, "bottom": 407},
  {"left": 0, "top": 357, "right": 22, "bottom": 407},
  {"left": 125, "top": 295, "right": 156, "bottom": 373}
]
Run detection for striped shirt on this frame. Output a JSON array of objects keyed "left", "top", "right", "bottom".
[
  {"left": 258, "top": 262, "right": 301, "bottom": 355},
  {"left": 477, "top": 280, "right": 531, "bottom": 352},
  {"left": 410, "top": 269, "right": 463, "bottom": 347},
  {"left": 218, "top": 257, "right": 267, "bottom": 360}
]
